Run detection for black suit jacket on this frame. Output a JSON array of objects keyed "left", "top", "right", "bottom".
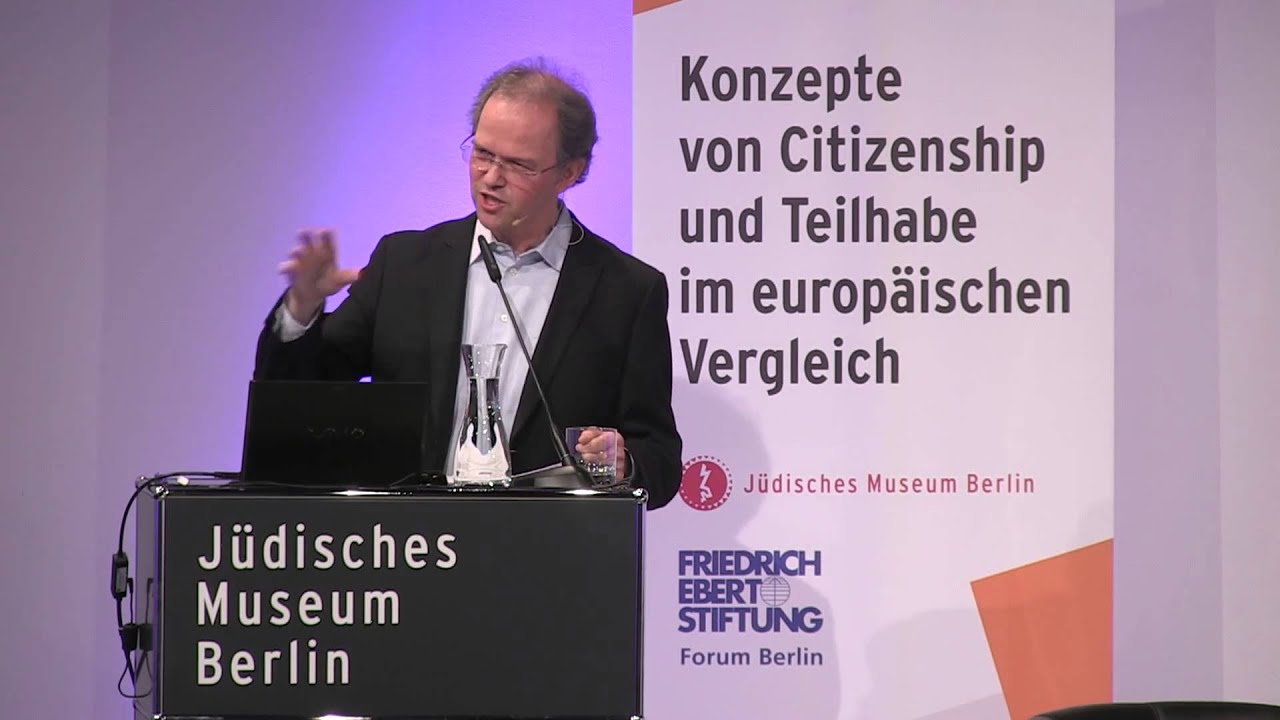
[{"left": 253, "top": 212, "right": 683, "bottom": 509}]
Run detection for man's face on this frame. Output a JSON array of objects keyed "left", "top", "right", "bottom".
[{"left": 469, "top": 94, "right": 579, "bottom": 242}]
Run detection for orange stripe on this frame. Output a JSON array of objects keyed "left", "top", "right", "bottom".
[
  {"left": 971, "top": 539, "right": 1113, "bottom": 719},
  {"left": 634, "top": 0, "right": 681, "bottom": 14}
]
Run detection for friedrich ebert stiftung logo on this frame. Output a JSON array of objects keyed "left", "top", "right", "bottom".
[{"left": 675, "top": 456, "right": 827, "bottom": 669}]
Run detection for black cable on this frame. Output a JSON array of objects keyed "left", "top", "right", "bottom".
[
  {"left": 117, "top": 662, "right": 145, "bottom": 700},
  {"left": 115, "top": 471, "right": 239, "bottom": 565},
  {"left": 112, "top": 470, "right": 236, "bottom": 699}
]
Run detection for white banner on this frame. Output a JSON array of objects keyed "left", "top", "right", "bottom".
[{"left": 635, "top": 2, "right": 1115, "bottom": 718}]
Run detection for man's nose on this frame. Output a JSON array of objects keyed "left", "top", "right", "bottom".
[{"left": 481, "top": 164, "right": 506, "bottom": 187}]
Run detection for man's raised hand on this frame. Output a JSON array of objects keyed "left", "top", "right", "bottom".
[{"left": 278, "top": 229, "right": 360, "bottom": 322}]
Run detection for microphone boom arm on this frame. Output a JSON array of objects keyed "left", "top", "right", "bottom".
[{"left": 476, "top": 235, "right": 591, "bottom": 489}]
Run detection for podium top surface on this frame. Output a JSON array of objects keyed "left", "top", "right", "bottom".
[{"left": 137, "top": 474, "right": 648, "bottom": 504}]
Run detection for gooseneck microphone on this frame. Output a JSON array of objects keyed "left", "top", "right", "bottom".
[{"left": 476, "top": 234, "right": 591, "bottom": 489}]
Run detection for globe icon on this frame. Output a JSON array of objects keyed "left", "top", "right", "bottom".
[{"left": 759, "top": 576, "right": 791, "bottom": 607}]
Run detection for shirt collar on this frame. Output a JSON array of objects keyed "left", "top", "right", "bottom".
[{"left": 470, "top": 204, "right": 572, "bottom": 272}]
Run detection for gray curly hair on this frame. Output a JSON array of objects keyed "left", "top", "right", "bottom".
[{"left": 468, "top": 58, "right": 598, "bottom": 186}]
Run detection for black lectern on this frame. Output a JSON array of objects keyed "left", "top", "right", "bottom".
[{"left": 131, "top": 478, "right": 646, "bottom": 719}]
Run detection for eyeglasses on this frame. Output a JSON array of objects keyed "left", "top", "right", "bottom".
[{"left": 460, "top": 137, "right": 560, "bottom": 181}]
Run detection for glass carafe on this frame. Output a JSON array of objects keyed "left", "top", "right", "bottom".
[{"left": 450, "top": 343, "right": 511, "bottom": 486}]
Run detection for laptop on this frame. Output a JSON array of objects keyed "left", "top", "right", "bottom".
[{"left": 239, "top": 380, "right": 435, "bottom": 487}]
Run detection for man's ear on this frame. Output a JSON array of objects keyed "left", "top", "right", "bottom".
[{"left": 557, "top": 158, "right": 586, "bottom": 191}]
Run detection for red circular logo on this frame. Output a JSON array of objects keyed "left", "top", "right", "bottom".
[{"left": 679, "top": 456, "right": 732, "bottom": 511}]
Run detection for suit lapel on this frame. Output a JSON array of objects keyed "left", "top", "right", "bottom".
[
  {"left": 427, "top": 216, "right": 475, "bottom": 451},
  {"left": 509, "top": 228, "right": 605, "bottom": 441}
]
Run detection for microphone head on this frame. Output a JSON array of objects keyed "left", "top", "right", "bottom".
[{"left": 476, "top": 234, "right": 502, "bottom": 284}]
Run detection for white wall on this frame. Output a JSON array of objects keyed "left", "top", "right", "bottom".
[
  {"left": 1113, "top": 0, "right": 1224, "bottom": 699},
  {"left": 1216, "top": 0, "right": 1280, "bottom": 704},
  {"left": 0, "top": 0, "right": 113, "bottom": 716}
]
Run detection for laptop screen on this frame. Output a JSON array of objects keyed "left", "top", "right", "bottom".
[{"left": 239, "top": 380, "right": 433, "bottom": 487}]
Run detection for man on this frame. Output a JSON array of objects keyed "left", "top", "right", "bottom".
[{"left": 253, "top": 59, "right": 682, "bottom": 509}]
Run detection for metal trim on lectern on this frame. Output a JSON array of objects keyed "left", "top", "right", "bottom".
[{"left": 131, "top": 477, "right": 647, "bottom": 720}]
